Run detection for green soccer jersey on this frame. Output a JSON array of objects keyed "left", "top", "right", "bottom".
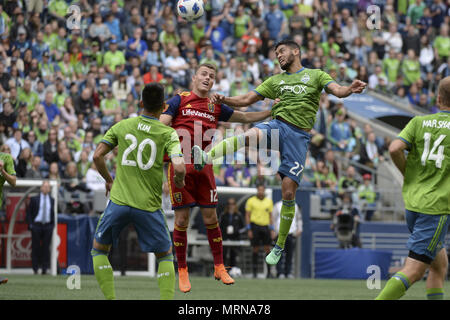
[
  {"left": 0, "top": 152, "right": 16, "bottom": 207},
  {"left": 398, "top": 111, "right": 450, "bottom": 215},
  {"left": 254, "top": 67, "right": 334, "bottom": 130},
  {"left": 101, "top": 115, "right": 182, "bottom": 212}
]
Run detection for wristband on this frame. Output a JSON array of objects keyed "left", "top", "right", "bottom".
[
  {"left": 269, "top": 225, "right": 274, "bottom": 231},
  {"left": 246, "top": 224, "right": 251, "bottom": 230}
]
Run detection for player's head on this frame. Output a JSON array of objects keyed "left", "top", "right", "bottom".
[
  {"left": 437, "top": 76, "right": 450, "bottom": 110},
  {"left": 274, "top": 39, "right": 301, "bottom": 71},
  {"left": 193, "top": 63, "right": 216, "bottom": 94},
  {"left": 140, "top": 83, "right": 165, "bottom": 114}
]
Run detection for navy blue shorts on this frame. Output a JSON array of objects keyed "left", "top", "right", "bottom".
[
  {"left": 405, "top": 210, "right": 449, "bottom": 261},
  {"left": 94, "top": 201, "right": 172, "bottom": 253},
  {"left": 255, "top": 119, "right": 311, "bottom": 185}
]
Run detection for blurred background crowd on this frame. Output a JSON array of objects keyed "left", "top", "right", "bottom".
[{"left": 0, "top": 0, "right": 448, "bottom": 217}]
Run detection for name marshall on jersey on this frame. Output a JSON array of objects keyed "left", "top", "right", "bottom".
[{"left": 422, "top": 119, "right": 450, "bottom": 129}]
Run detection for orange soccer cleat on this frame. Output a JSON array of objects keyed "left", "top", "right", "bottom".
[
  {"left": 178, "top": 267, "right": 191, "bottom": 293},
  {"left": 214, "top": 265, "right": 235, "bottom": 285}
]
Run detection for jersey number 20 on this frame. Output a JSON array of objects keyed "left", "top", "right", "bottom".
[
  {"left": 421, "top": 133, "right": 446, "bottom": 169},
  {"left": 122, "top": 134, "right": 157, "bottom": 170}
]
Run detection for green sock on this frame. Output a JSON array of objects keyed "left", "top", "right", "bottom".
[
  {"left": 207, "top": 135, "right": 245, "bottom": 161},
  {"left": 426, "top": 288, "right": 444, "bottom": 300},
  {"left": 157, "top": 254, "right": 175, "bottom": 300},
  {"left": 91, "top": 248, "right": 115, "bottom": 300},
  {"left": 275, "top": 199, "right": 296, "bottom": 249},
  {"left": 375, "top": 272, "right": 410, "bottom": 300}
]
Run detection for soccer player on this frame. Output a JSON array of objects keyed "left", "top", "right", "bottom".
[
  {"left": 159, "top": 63, "right": 272, "bottom": 293},
  {"left": 91, "top": 83, "right": 185, "bottom": 300},
  {"left": 0, "top": 146, "right": 17, "bottom": 285},
  {"left": 193, "top": 39, "right": 366, "bottom": 265},
  {"left": 376, "top": 76, "right": 450, "bottom": 300}
]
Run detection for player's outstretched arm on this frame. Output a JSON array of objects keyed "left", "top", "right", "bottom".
[
  {"left": 326, "top": 80, "right": 367, "bottom": 98},
  {"left": 0, "top": 160, "right": 16, "bottom": 187},
  {"left": 388, "top": 139, "right": 408, "bottom": 176},
  {"left": 171, "top": 156, "right": 186, "bottom": 189},
  {"left": 93, "top": 142, "right": 114, "bottom": 196},
  {"left": 211, "top": 91, "right": 263, "bottom": 108},
  {"left": 228, "top": 109, "right": 272, "bottom": 123}
]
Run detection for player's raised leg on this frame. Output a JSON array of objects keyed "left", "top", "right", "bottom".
[
  {"left": 91, "top": 239, "right": 115, "bottom": 300},
  {"left": 425, "top": 248, "right": 447, "bottom": 300},
  {"left": 192, "top": 127, "right": 262, "bottom": 170},
  {"left": 201, "top": 207, "right": 234, "bottom": 285},
  {"left": 173, "top": 207, "right": 192, "bottom": 293},
  {"left": 0, "top": 276, "right": 7, "bottom": 285},
  {"left": 266, "top": 177, "right": 297, "bottom": 265}
]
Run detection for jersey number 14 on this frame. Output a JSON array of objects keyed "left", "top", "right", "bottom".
[
  {"left": 421, "top": 133, "right": 446, "bottom": 169},
  {"left": 122, "top": 134, "right": 157, "bottom": 170}
]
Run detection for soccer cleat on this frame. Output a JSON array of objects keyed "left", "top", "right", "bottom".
[
  {"left": 0, "top": 276, "right": 8, "bottom": 285},
  {"left": 191, "top": 145, "right": 207, "bottom": 171},
  {"left": 214, "top": 265, "right": 235, "bottom": 285},
  {"left": 178, "top": 267, "right": 191, "bottom": 293},
  {"left": 265, "top": 245, "right": 284, "bottom": 265}
]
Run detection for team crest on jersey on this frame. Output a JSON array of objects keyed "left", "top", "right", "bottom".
[
  {"left": 208, "top": 103, "right": 215, "bottom": 113},
  {"left": 301, "top": 73, "right": 310, "bottom": 84},
  {"left": 174, "top": 192, "right": 182, "bottom": 203}
]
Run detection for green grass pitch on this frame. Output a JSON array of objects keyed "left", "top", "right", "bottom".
[{"left": 1, "top": 275, "right": 448, "bottom": 300}]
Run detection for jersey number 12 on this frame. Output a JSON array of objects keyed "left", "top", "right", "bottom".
[
  {"left": 421, "top": 133, "right": 446, "bottom": 169},
  {"left": 122, "top": 134, "right": 157, "bottom": 170}
]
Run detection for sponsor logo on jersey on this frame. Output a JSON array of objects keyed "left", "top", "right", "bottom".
[
  {"left": 280, "top": 84, "right": 307, "bottom": 94},
  {"left": 208, "top": 103, "right": 215, "bottom": 113},
  {"left": 181, "top": 108, "right": 216, "bottom": 122},
  {"left": 174, "top": 192, "right": 182, "bottom": 203}
]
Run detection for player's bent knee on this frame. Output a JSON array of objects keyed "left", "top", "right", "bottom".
[
  {"left": 155, "top": 250, "right": 173, "bottom": 260},
  {"left": 93, "top": 239, "right": 111, "bottom": 253}
]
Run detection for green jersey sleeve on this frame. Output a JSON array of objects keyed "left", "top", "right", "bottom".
[
  {"left": 102, "top": 123, "right": 119, "bottom": 148},
  {"left": 318, "top": 70, "right": 335, "bottom": 90},
  {"left": 397, "top": 117, "right": 416, "bottom": 148},
  {"left": 254, "top": 76, "right": 276, "bottom": 100},
  {"left": 165, "top": 129, "right": 183, "bottom": 158},
  {"left": 5, "top": 154, "right": 15, "bottom": 175}
]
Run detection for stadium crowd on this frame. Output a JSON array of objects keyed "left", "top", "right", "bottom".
[{"left": 0, "top": 0, "right": 447, "bottom": 216}]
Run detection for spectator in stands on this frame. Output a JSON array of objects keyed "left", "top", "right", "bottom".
[
  {"left": 358, "top": 173, "right": 377, "bottom": 221},
  {"left": 24, "top": 155, "right": 43, "bottom": 179},
  {"left": 314, "top": 160, "right": 338, "bottom": 213},
  {"left": 15, "top": 147, "right": 32, "bottom": 177},
  {"left": 225, "top": 153, "right": 251, "bottom": 187},
  {"left": 360, "top": 131, "right": 383, "bottom": 170},
  {"left": 5, "top": 128, "right": 30, "bottom": 161},
  {"left": 219, "top": 197, "right": 245, "bottom": 271},
  {"left": 328, "top": 108, "right": 353, "bottom": 154},
  {"left": 272, "top": 199, "right": 302, "bottom": 279},
  {"left": 338, "top": 165, "right": 360, "bottom": 199},
  {"left": 401, "top": 49, "right": 421, "bottom": 87}
]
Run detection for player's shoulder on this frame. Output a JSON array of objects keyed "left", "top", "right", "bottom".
[{"left": 0, "top": 152, "right": 13, "bottom": 161}]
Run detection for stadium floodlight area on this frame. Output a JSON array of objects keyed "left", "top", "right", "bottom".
[{"left": 0, "top": 179, "right": 59, "bottom": 276}]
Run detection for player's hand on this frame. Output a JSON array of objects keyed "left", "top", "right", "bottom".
[
  {"left": 105, "top": 181, "right": 113, "bottom": 197},
  {"left": 270, "top": 230, "right": 276, "bottom": 240},
  {"left": 210, "top": 93, "right": 225, "bottom": 104},
  {"left": 273, "top": 98, "right": 281, "bottom": 106},
  {"left": 174, "top": 177, "right": 185, "bottom": 189},
  {"left": 247, "top": 230, "right": 253, "bottom": 240},
  {"left": 350, "top": 80, "right": 367, "bottom": 94}
]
